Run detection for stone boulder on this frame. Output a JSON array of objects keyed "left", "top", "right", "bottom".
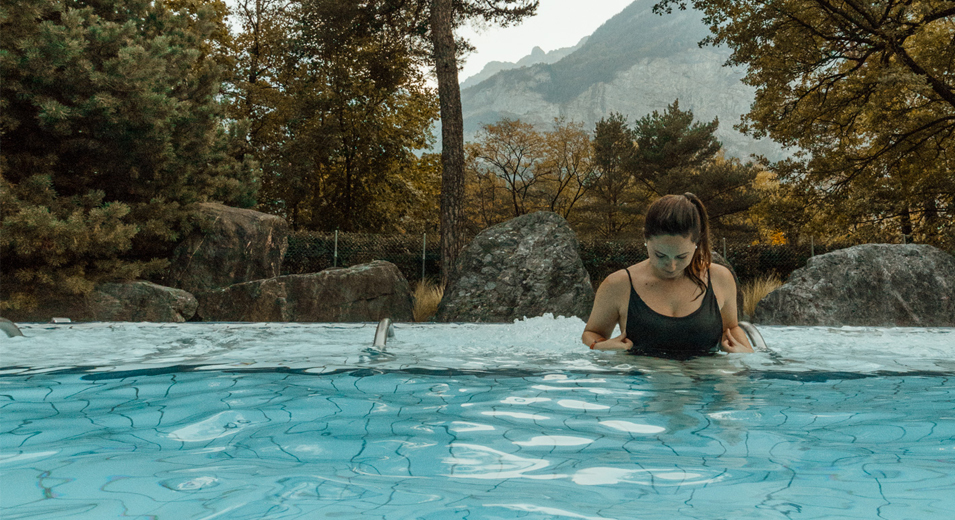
[
  {"left": 435, "top": 212, "right": 594, "bottom": 322},
  {"left": 754, "top": 244, "right": 955, "bottom": 326},
  {"left": 165, "top": 203, "right": 288, "bottom": 294},
  {"left": 196, "top": 260, "right": 413, "bottom": 322},
  {"left": 3, "top": 281, "right": 197, "bottom": 323}
]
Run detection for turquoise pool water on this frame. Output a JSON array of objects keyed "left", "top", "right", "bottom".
[{"left": 1, "top": 319, "right": 954, "bottom": 519}]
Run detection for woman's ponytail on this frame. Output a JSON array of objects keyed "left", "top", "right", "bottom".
[{"left": 684, "top": 193, "right": 712, "bottom": 297}]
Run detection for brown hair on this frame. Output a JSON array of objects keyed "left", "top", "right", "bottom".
[{"left": 644, "top": 193, "right": 713, "bottom": 299}]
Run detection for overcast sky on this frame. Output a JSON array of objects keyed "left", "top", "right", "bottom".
[
  {"left": 225, "top": 0, "right": 634, "bottom": 82},
  {"left": 458, "top": 0, "right": 634, "bottom": 81}
]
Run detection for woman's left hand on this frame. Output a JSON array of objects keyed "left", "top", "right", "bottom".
[{"left": 721, "top": 328, "right": 754, "bottom": 353}]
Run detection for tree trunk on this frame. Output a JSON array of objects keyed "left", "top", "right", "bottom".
[
  {"left": 900, "top": 206, "right": 913, "bottom": 241},
  {"left": 922, "top": 198, "right": 939, "bottom": 243},
  {"left": 431, "top": 0, "right": 466, "bottom": 286}
]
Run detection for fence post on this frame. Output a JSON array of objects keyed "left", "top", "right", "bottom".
[
  {"left": 334, "top": 229, "right": 338, "bottom": 267},
  {"left": 722, "top": 237, "right": 727, "bottom": 260},
  {"left": 811, "top": 235, "right": 814, "bottom": 257},
  {"left": 422, "top": 233, "right": 427, "bottom": 282}
]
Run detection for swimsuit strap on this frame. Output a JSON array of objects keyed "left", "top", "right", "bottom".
[{"left": 625, "top": 267, "right": 634, "bottom": 287}]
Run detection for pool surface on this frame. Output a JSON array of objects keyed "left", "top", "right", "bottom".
[{"left": 2, "top": 318, "right": 954, "bottom": 519}]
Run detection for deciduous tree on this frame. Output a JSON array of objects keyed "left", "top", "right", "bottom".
[
  {"left": 463, "top": 152, "right": 510, "bottom": 232},
  {"left": 228, "top": 0, "right": 440, "bottom": 232},
  {"left": 466, "top": 118, "right": 546, "bottom": 217},
  {"left": 539, "top": 118, "right": 595, "bottom": 219},
  {"left": 463, "top": 117, "right": 596, "bottom": 230},
  {"left": 655, "top": 0, "right": 955, "bottom": 248}
]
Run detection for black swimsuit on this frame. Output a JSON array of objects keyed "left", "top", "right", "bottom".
[{"left": 624, "top": 268, "right": 723, "bottom": 360}]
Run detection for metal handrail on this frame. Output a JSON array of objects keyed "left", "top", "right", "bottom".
[
  {"left": 738, "top": 321, "right": 768, "bottom": 351},
  {"left": 1, "top": 317, "right": 23, "bottom": 338},
  {"left": 373, "top": 318, "right": 394, "bottom": 348}
]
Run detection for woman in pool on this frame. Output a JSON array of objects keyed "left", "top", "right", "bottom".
[{"left": 582, "top": 193, "right": 753, "bottom": 358}]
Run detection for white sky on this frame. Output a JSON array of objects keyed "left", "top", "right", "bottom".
[
  {"left": 224, "top": 0, "right": 634, "bottom": 82},
  {"left": 458, "top": 0, "right": 634, "bottom": 81}
]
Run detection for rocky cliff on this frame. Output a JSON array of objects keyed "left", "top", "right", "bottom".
[
  {"left": 460, "top": 0, "right": 783, "bottom": 160},
  {"left": 460, "top": 37, "right": 588, "bottom": 91}
]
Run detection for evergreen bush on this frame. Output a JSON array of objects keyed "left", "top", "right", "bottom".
[{"left": 1, "top": 0, "right": 256, "bottom": 311}]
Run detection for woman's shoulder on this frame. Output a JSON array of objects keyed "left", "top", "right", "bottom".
[
  {"left": 605, "top": 267, "right": 632, "bottom": 284},
  {"left": 708, "top": 262, "right": 736, "bottom": 288},
  {"left": 599, "top": 266, "right": 639, "bottom": 292}
]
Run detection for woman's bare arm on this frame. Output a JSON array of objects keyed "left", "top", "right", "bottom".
[
  {"left": 721, "top": 326, "right": 752, "bottom": 352},
  {"left": 711, "top": 264, "right": 754, "bottom": 353},
  {"left": 582, "top": 270, "right": 632, "bottom": 351}
]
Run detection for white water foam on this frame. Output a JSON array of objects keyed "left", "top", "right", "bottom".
[{"left": 1, "top": 315, "right": 953, "bottom": 374}]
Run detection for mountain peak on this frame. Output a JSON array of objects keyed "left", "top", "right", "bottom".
[
  {"left": 459, "top": 0, "right": 783, "bottom": 160},
  {"left": 460, "top": 38, "right": 589, "bottom": 90}
]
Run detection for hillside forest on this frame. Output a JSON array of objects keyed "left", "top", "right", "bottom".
[{"left": 2, "top": 0, "right": 953, "bottom": 310}]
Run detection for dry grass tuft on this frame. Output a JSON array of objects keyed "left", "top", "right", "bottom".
[
  {"left": 412, "top": 279, "right": 444, "bottom": 322},
  {"left": 740, "top": 275, "right": 783, "bottom": 320}
]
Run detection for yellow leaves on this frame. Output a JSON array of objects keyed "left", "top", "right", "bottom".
[
  {"left": 56, "top": 266, "right": 96, "bottom": 295},
  {"left": 0, "top": 291, "right": 38, "bottom": 312},
  {"left": 674, "top": 0, "right": 954, "bottom": 247},
  {"left": 753, "top": 170, "right": 777, "bottom": 190}
]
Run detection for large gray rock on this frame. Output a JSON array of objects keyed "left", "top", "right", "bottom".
[
  {"left": 435, "top": 212, "right": 594, "bottom": 322},
  {"left": 196, "top": 260, "right": 413, "bottom": 322},
  {"left": 165, "top": 203, "right": 288, "bottom": 294},
  {"left": 3, "top": 281, "right": 197, "bottom": 323},
  {"left": 754, "top": 244, "right": 955, "bottom": 326}
]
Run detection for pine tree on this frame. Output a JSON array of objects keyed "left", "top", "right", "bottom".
[
  {"left": 1, "top": 0, "right": 256, "bottom": 310},
  {"left": 628, "top": 100, "right": 760, "bottom": 234},
  {"left": 629, "top": 100, "right": 721, "bottom": 195},
  {"left": 423, "top": 0, "right": 539, "bottom": 282},
  {"left": 585, "top": 113, "right": 649, "bottom": 239}
]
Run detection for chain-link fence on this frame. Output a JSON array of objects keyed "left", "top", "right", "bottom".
[
  {"left": 283, "top": 231, "right": 444, "bottom": 284},
  {"left": 284, "top": 231, "right": 863, "bottom": 286},
  {"left": 578, "top": 237, "right": 859, "bottom": 286}
]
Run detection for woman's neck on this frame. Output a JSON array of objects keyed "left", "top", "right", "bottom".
[{"left": 640, "top": 261, "right": 689, "bottom": 284}]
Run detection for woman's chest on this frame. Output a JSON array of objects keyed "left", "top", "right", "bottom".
[{"left": 627, "top": 275, "right": 721, "bottom": 318}]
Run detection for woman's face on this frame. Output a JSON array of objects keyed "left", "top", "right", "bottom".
[{"left": 646, "top": 234, "right": 697, "bottom": 279}]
